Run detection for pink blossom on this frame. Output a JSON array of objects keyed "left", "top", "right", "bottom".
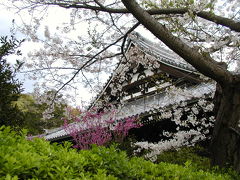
[{"left": 63, "top": 107, "right": 141, "bottom": 149}]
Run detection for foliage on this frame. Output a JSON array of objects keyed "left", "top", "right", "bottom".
[
  {"left": 13, "top": 93, "right": 68, "bottom": 135},
  {"left": 0, "top": 36, "right": 24, "bottom": 130},
  {"left": 156, "top": 146, "right": 211, "bottom": 170},
  {"left": 0, "top": 126, "right": 237, "bottom": 180},
  {"left": 156, "top": 146, "right": 240, "bottom": 180},
  {"left": 33, "top": 90, "right": 67, "bottom": 121},
  {"left": 12, "top": 94, "right": 43, "bottom": 134},
  {"left": 63, "top": 107, "right": 141, "bottom": 149}
]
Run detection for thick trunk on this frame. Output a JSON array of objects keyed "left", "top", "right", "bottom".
[{"left": 210, "top": 85, "right": 240, "bottom": 171}]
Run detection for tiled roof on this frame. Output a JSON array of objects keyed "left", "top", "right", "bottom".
[{"left": 129, "top": 32, "right": 197, "bottom": 72}]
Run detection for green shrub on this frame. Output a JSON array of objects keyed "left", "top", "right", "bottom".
[
  {"left": 114, "top": 135, "right": 138, "bottom": 157},
  {"left": 0, "top": 126, "right": 237, "bottom": 179},
  {"left": 156, "top": 146, "right": 211, "bottom": 170}
]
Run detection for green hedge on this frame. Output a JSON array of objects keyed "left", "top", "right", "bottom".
[
  {"left": 0, "top": 126, "right": 236, "bottom": 179},
  {"left": 156, "top": 146, "right": 211, "bottom": 171}
]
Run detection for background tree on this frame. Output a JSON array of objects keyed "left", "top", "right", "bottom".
[
  {"left": 14, "top": 92, "right": 68, "bottom": 135},
  {"left": 5, "top": 0, "right": 240, "bottom": 171},
  {"left": 0, "top": 33, "right": 67, "bottom": 134},
  {"left": 0, "top": 36, "right": 25, "bottom": 130}
]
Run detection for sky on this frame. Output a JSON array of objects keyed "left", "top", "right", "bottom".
[{"left": 0, "top": 6, "right": 16, "bottom": 36}]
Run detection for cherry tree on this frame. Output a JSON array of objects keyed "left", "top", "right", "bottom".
[{"left": 5, "top": 0, "right": 240, "bottom": 171}]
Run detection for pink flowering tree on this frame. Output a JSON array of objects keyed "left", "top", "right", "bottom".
[{"left": 63, "top": 106, "right": 141, "bottom": 149}]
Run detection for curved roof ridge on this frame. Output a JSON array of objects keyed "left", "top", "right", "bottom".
[{"left": 129, "top": 32, "right": 197, "bottom": 72}]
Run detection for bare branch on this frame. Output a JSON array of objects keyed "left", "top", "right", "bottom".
[
  {"left": 81, "top": 70, "right": 97, "bottom": 93},
  {"left": 52, "top": 22, "right": 140, "bottom": 102},
  {"left": 93, "top": 0, "right": 124, "bottom": 34},
  {"left": 197, "top": 11, "right": 240, "bottom": 33},
  {"left": 229, "top": 127, "right": 240, "bottom": 137},
  {"left": 47, "top": 2, "right": 240, "bottom": 32},
  {"left": 20, "top": 67, "right": 80, "bottom": 73}
]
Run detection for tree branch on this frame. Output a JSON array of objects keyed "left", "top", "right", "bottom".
[
  {"left": 52, "top": 22, "right": 140, "bottom": 102},
  {"left": 229, "top": 127, "right": 240, "bottom": 137},
  {"left": 197, "top": 11, "right": 240, "bottom": 32},
  {"left": 121, "top": 0, "right": 233, "bottom": 85},
  {"left": 49, "top": 2, "right": 240, "bottom": 32},
  {"left": 19, "top": 67, "right": 79, "bottom": 73},
  {"left": 81, "top": 70, "right": 97, "bottom": 94}
]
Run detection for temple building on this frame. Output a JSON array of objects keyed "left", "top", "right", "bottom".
[{"left": 44, "top": 32, "right": 215, "bottom": 142}]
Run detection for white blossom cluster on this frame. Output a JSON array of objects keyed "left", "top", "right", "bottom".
[
  {"left": 134, "top": 129, "right": 206, "bottom": 162},
  {"left": 132, "top": 94, "right": 215, "bottom": 162}
]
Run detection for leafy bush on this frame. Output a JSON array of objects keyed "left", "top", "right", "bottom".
[
  {"left": 0, "top": 126, "right": 237, "bottom": 179},
  {"left": 115, "top": 135, "right": 139, "bottom": 157},
  {"left": 156, "top": 146, "right": 211, "bottom": 170}
]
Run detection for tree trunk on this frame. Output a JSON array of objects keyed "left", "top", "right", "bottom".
[{"left": 210, "top": 84, "right": 240, "bottom": 171}]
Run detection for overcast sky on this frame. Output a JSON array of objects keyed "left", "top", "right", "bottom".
[{"left": 0, "top": 6, "right": 15, "bottom": 36}]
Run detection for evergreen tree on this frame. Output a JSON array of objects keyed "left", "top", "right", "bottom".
[{"left": 0, "top": 36, "right": 24, "bottom": 130}]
